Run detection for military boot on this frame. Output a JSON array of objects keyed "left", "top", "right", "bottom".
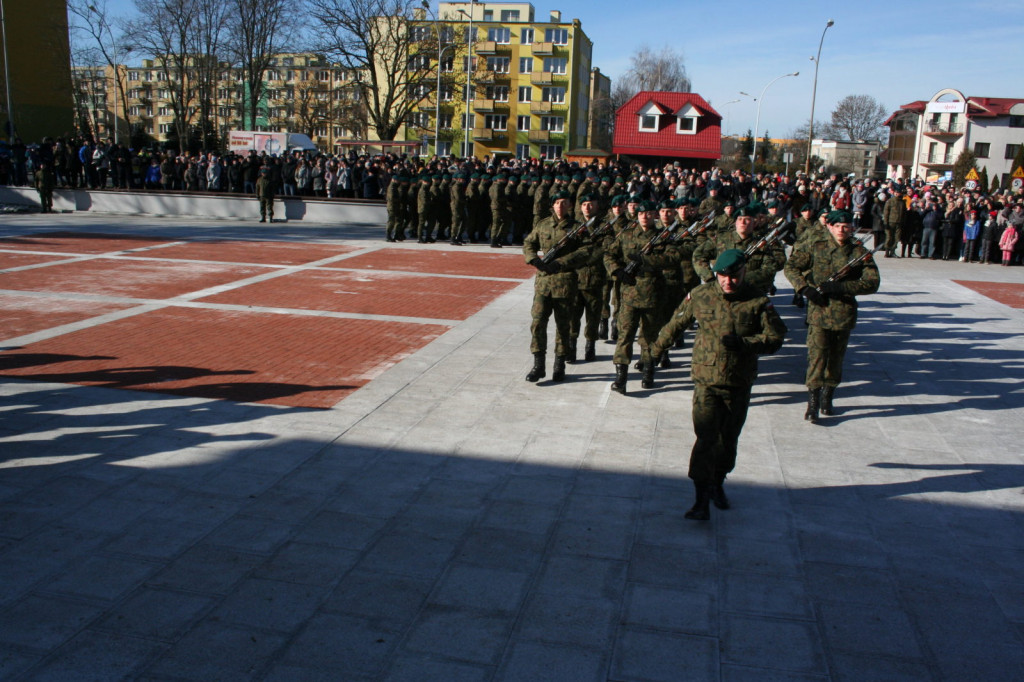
[
  {"left": 820, "top": 386, "right": 835, "bottom": 416},
  {"left": 525, "top": 353, "right": 545, "bottom": 382},
  {"left": 710, "top": 482, "right": 730, "bottom": 510},
  {"left": 610, "top": 319, "right": 618, "bottom": 342},
  {"left": 584, "top": 340, "right": 596, "bottom": 362},
  {"left": 611, "top": 363, "right": 628, "bottom": 394},
  {"left": 659, "top": 351, "right": 671, "bottom": 369},
  {"left": 684, "top": 482, "right": 711, "bottom": 521},
  {"left": 566, "top": 339, "right": 577, "bottom": 364},
  {"left": 552, "top": 356, "right": 566, "bottom": 382},
  {"left": 597, "top": 319, "right": 608, "bottom": 340},
  {"left": 804, "top": 388, "right": 821, "bottom": 423},
  {"left": 674, "top": 332, "right": 686, "bottom": 350},
  {"left": 641, "top": 357, "right": 655, "bottom": 389}
]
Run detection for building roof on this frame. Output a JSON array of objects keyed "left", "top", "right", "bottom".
[
  {"left": 885, "top": 96, "right": 1024, "bottom": 125},
  {"left": 613, "top": 91, "right": 721, "bottom": 159}
]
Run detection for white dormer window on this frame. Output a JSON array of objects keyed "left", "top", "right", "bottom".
[
  {"left": 674, "top": 102, "right": 701, "bottom": 135},
  {"left": 637, "top": 100, "right": 668, "bottom": 132}
]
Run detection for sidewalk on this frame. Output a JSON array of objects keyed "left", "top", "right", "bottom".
[{"left": 1, "top": 213, "right": 1023, "bottom": 681}]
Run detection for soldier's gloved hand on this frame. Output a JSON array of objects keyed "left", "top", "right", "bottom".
[
  {"left": 801, "top": 286, "right": 826, "bottom": 306},
  {"left": 721, "top": 333, "right": 745, "bottom": 351},
  {"left": 613, "top": 268, "right": 636, "bottom": 286},
  {"left": 819, "top": 281, "right": 841, "bottom": 295},
  {"left": 528, "top": 257, "right": 545, "bottom": 271},
  {"left": 543, "top": 261, "right": 563, "bottom": 274}
]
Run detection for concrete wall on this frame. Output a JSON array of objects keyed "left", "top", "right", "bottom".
[{"left": 0, "top": 187, "right": 387, "bottom": 225}]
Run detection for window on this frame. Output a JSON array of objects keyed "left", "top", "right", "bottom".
[
  {"left": 128, "top": 71, "right": 139, "bottom": 81},
  {"left": 463, "top": 26, "right": 476, "bottom": 43},
  {"left": 639, "top": 114, "right": 658, "bottom": 131},
  {"left": 266, "top": 70, "right": 279, "bottom": 81},
  {"left": 437, "top": 140, "right": 452, "bottom": 156},
  {"left": 519, "top": 57, "right": 532, "bottom": 73},
  {"left": 1007, "top": 144, "right": 1021, "bottom": 160},
  {"left": 157, "top": 106, "right": 169, "bottom": 116},
  {"left": 408, "top": 54, "right": 430, "bottom": 70},
  {"left": 462, "top": 56, "right": 478, "bottom": 72},
  {"left": 145, "top": 106, "right": 153, "bottom": 116},
  {"left": 486, "top": 85, "right": 509, "bottom": 101},
  {"left": 283, "top": 57, "right": 294, "bottom": 66},
  {"left": 462, "top": 113, "right": 475, "bottom": 128},
  {"left": 488, "top": 27, "right": 511, "bottom": 44},
  {"left": 408, "top": 83, "right": 430, "bottom": 99},
  {"left": 157, "top": 88, "right": 169, "bottom": 98},
  {"left": 144, "top": 71, "right": 153, "bottom": 81},
  {"left": 440, "top": 55, "right": 454, "bottom": 72},
  {"left": 1010, "top": 115, "right": 1024, "bottom": 128},
  {"left": 440, "top": 83, "right": 453, "bottom": 101},
  {"left": 482, "top": 9, "right": 493, "bottom": 21},
  {"left": 516, "top": 143, "right": 530, "bottom": 158},
  {"left": 500, "top": 9, "right": 520, "bottom": 22},
  {"left": 486, "top": 57, "right": 510, "bottom": 73},
  {"left": 408, "top": 25, "right": 431, "bottom": 41},
  {"left": 542, "top": 87, "right": 565, "bottom": 103},
  {"left": 518, "top": 86, "right": 532, "bottom": 103},
  {"left": 439, "top": 113, "right": 453, "bottom": 129},
  {"left": 218, "top": 88, "right": 231, "bottom": 99},
  {"left": 542, "top": 57, "right": 567, "bottom": 74},
  {"left": 545, "top": 28, "right": 569, "bottom": 44},
  {"left": 128, "top": 105, "right": 140, "bottom": 116},
  {"left": 317, "top": 71, "right": 330, "bottom": 81},
  {"left": 521, "top": 28, "right": 534, "bottom": 44},
  {"left": 974, "top": 142, "right": 991, "bottom": 158},
  {"left": 540, "top": 144, "right": 562, "bottom": 159},
  {"left": 540, "top": 116, "right": 563, "bottom": 132},
  {"left": 159, "top": 123, "right": 170, "bottom": 133},
  {"left": 677, "top": 117, "right": 696, "bottom": 134},
  {"left": 407, "top": 112, "right": 429, "bottom": 128},
  {"left": 146, "top": 126, "right": 154, "bottom": 134},
  {"left": 517, "top": 115, "right": 531, "bottom": 130},
  {"left": 485, "top": 114, "right": 507, "bottom": 130},
  {"left": 439, "top": 26, "right": 455, "bottom": 44}
]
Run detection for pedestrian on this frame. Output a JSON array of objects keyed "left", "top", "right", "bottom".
[
  {"left": 980, "top": 210, "right": 1000, "bottom": 264},
  {"left": 785, "top": 210, "right": 881, "bottom": 422},
  {"left": 255, "top": 166, "right": 275, "bottom": 223},
  {"left": 649, "top": 249, "right": 787, "bottom": 520},
  {"left": 999, "top": 220, "right": 1019, "bottom": 266},
  {"left": 962, "top": 209, "right": 982, "bottom": 262}
]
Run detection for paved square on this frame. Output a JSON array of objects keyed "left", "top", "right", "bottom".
[
  {"left": 0, "top": 294, "right": 133, "bottom": 341},
  {"left": 150, "top": 240, "right": 360, "bottom": 266},
  {"left": 334, "top": 248, "right": 535, "bottom": 278},
  {"left": 955, "top": 279, "right": 1024, "bottom": 309}
]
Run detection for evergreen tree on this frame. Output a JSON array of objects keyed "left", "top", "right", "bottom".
[
  {"left": 952, "top": 149, "right": 978, "bottom": 188},
  {"left": 740, "top": 129, "right": 754, "bottom": 160},
  {"left": 1013, "top": 144, "right": 1024, "bottom": 174},
  {"left": 991, "top": 175, "right": 1002, "bottom": 193},
  {"left": 979, "top": 167, "right": 990, "bottom": 194}
]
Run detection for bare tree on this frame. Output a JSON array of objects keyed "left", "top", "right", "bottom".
[
  {"left": 609, "top": 45, "right": 690, "bottom": 137},
  {"left": 224, "top": 0, "right": 296, "bottom": 132},
  {"left": 306, "top": 0, "right": 442, "bottom": 141},
  {"left": 828, "top": 94, "right": 888, "bottom": 142},
  {"left": 788, "top": 117, "right": 837, "bottom": 143},
  {"left": 191, "top": 0, "right": 231, "bottom": 147},
  {"left": 67, "top": 0, "right": 131, "bottom": 141}
]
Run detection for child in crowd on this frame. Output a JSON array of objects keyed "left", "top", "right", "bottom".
[
  {"left": 999, "top": 222, "right": 1019, "bottom": 266},
  {"left": 962, "top": 209, "right": 981, "bottom": 262}
]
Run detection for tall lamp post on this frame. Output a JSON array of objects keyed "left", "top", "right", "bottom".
[
  {"left": 0, "top": 0, "right": 15, "bottom": 141},
  {"left": 719, "top": 98, "right": 740, "bottom": 136},
  {"left": 89, "top": 4, "right": 120, "bottom": 145},
  {"left": 748, "top": 71, "right": 799, "bottom": 175},
  {"left": 457, "top": 6, "right": 473, "bottom": 159},
  {"left": 805, "top": 19, "right": 834, "bottom": 176}
]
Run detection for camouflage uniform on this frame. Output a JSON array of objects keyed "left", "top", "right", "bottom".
[
  {"left": 449, "top": 176, "right": 467, "bottom": 244},
  {"left": 693, "top": 230, "right": 787, "bottom": 295},
  {"left": 255, "top": 173, "right": 274, "bottom": 222},
  {"left": 569, "top": 220, "right": 609, "bottom": 357},
  {"left": 784, "top": 234, "right": 880, "bottom": 390},
  {"left": 523, "top": 214, "right": 590, "bottom": 358},
  {"left": 533, "top": 178, "right": 553, "bottom": 228},
  {"left": 882, "top": 194, "right": 906, "bottom": 257},
  {"left": 385, "top": 177, "right": 407, "bottom": 241},
  {"left": 489, "top": 176, "right": 510, "bottom": 247},
  {"left": 650, "top": 279, "right": 786, "bottom": 487},
  {"left": 416, "top": 177, "right": 435, "bottom": 242}
]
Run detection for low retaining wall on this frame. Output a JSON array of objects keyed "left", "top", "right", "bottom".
[{"left": 0, "top": 186, "right": 387, "bottom": 225}]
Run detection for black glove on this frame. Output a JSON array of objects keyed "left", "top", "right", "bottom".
[
  {"left": 612, "top": 268, "right": 636, "bottom": 286},
  {"left": 801, "top": 286, "right": 826, "bottom": 306},
  {"left": 628, "top": 252, "right": 644, "bottom": 267},
  {"left": 543, "top": 261, "right": 563, "bottom": 274},
  {"left": 721, "top": 333, "right": 744, "bottom": 351},
  {"left": 528, "top": 257, "right": 544, "bottom": 271},
  {"left": 819, "top": 281, "right": 841, "bottom": 295}
]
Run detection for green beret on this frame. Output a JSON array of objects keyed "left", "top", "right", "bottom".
[
  {"left": 628, "top": 194, "right": 643, "bottom": 204},
  {"left": 639, "top": 200, "right": 658, "bottom": 212},
  {"left": 551, "top": 190, "right": 572, "bottom": 201},
  {"left": 586, "top": 171, "right": 598, "bottom": 179},
  {"left": 470, "top": 172, "right": 480, "bottom": 180},
  {"left": 600, "top": 176, "right": 611, "bottom": 183},
  {"left": 765, "top": 200, "right": 779, "bottom": 209},
  {"left": 507, "top": 175, "right": 518, "bottom": 183},
  {"left": 496, "top": 173, "right": 508, "bottom": 180},
  {"left": 572, "top": 173, "right": 584, "bottom": 181},
  {"left": 442, "top": 173, "right": 451, "bottom": 180},
  {"left": 799, "top": 203, "right": 814, "bottom": 212},
  {"left": 579, "top": 192, "right": 599, "bottom": 204},
  {"left": 827, "top": 210, "right": 853, "bottom": 224},
  {"left": 614, "top": 175, "right": 625, "bottom": 184},
  {"left": 454, "top": 172, "right": 466, "bottom": 179},
  {"left": 735, "top": 206, "right": 756, "bottom": 218},
  {"left": 658, "top": 200, "right": 676, "bottom": 210},
  {"left": 541, "top": 174, "right": 553, "bottom": 181},
  {"left": 711, "top": 249, "right": 746, "bottom": 275},
  {"left": 610, "top": 194, "right": 627, "bottom": 207},
  {"left": 817, "top": 207, "right": 830, "bottom": 218},
  {"left": 432, "top": 174, "right": 441, "bottom": 180}
]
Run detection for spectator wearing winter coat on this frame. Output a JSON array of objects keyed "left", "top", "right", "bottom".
[{"left": 980, "top": 211, "right": 1000, "bottom": 264}]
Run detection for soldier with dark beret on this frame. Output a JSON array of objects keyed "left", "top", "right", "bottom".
[
  {"left": 785, "top": 210, "right": 880, "bottom": 422},
  {"left": 650, "top": 249, "right": 787, "bottom": 520},
  {"left": 693, "top": 206, "right": 787, "bottom": 295},
  {"left": 522, "top": 191, "right": 592, "bottom": 382},
  {"left": 489, "top": 173, "right": 510, "bottom": 247},
  {"left": 255, "top": 166, "right": 274, "bottom": 223},
  {"left": 568, "top": 193, "right": 609, "bottom": 363}
]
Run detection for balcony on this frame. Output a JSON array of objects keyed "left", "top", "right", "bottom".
[
  {"left": 472, "top": 127, "right": 494, "bottom": 141},
  {"left": 473, "top": 98, "right": 496, "bottom": 112},
  {"left": 531, "top": 72, "right": 553, "bottom": 85},
  {"left": 474, "top": 70, "right": 510, "bottom": 85},
  {"left": 474, "top": 41, "right": 498, "bottom": 54},
  {"left": 532, "top": 42, "right": 554, "bottom": 55},
  {"left": 919, "top": 151, "right": 955, "bottom": 166},
  {"left": 530, "top": 101, "right": 552, "bottom": 114},
  {"left": 922, "top": 121, "right": 964, "bottom": 137},
  {"left": 528, "top": 130, "right": 549, "bottom": 142}
]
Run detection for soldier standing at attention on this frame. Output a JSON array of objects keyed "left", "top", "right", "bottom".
[
  {"left": 694, "top": 206, "right": 786, "bottom": 296},
  {"left": 255, "top": 167, "right": 274, "bottom": 223},
  {"left": 604, "top": 200, "right": 679, "bottom": 394},
  {"left": 449, "top": 172, "right": 468, "bottom": 245},
  {"left": 522, "top": 191, "right": 590, "bottom": 383},
  {"left": 35, "top": 160, "right": 55, "bottom": 213},
  {"left": 785, "top": 210, "right": 880, "bottom": 422},
  {"left": 568, "top": 193, "right": 608, "bottom": 363},
  {"left": 385, "top": 173, "right": 406, "bottom": 242},
  {"left": 882, "top": 188, "right": 906, "bottom": 258},
  {"left": 649, "top": 249, "right": 787, "bottom": 520},
  {"left": 489, "top": 173, "right": 510, "bottom": 248}
]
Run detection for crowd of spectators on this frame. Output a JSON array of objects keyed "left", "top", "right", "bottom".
[{"left": 3, "top": 133, "right": 1022, "bottom": 265}]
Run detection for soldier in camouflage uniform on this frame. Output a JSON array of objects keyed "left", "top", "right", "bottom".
[
  {"left": 599, "top": 194, "right": 631, "bottom": 341},
  {"left": 694, "top": 206, "right": 787, "bottom": 295},
  {"left": 784, "top": 210, "right": 880, "bottom": 422},
  {"left": 604, "top": 200, "right": 680, "bottom": 394},
  {"left": 489, "top": 173, "right": 510, "bottom": 248},
  {"left": 522, "top": 191, "right": 592, "bottom": 382},
  {"left": 650, "top": 249, "right": 787, "bottom": 521},
  {"left": 385, "top": 173, "right": 407, "bottom": 242},
  {"left": 449, "top": 172, "right": 468, "bottom": 245},
  {"left": 568, "top": 193, "right": 609, "bottom": 363},
  {"left": 533, "top": 174, "right": 553, "bottom": 229},
  {"left": 416, "top": 175, "right": 435, "bottom": 243},
  {"left": 255, "top": 167, "right": 274, "bottom": 223}
]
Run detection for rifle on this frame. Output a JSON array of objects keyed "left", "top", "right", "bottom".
[
  {"left": 743, "top": 218, "right": 792, "bottom": 256},
  {"left": 670, "top": 210, "right": 717, "bottom": 243},
  {"left": 814, "top": 244, "right": 879, "bottom": 295},
  {"left": 623, "top": 219, "right": 679, "bottom": 276},
  {"left": 540, "top": 215, "right": 599, "bottom": 265}
]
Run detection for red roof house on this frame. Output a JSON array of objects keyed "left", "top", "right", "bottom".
[{"left": 613, "top": 91, "right": 722, "bottom": 168}]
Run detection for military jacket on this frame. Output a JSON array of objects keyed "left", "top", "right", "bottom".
[
  {"left": 693, "top": 231, "right": 786, "bottom": 294},
  {"left": 490, "top": 182, "right": 508, "bottom": 211},
  {"left": 604, "top": 226, "right": 680, "bottom": 308},
  {"left": 882, "top": 196, "right": 905, "bottom": 227},
  {"left": 450, "top": 182, "right": 466, "bottom": 211},
  {"left": 533, "top": 183, "right": 552, "bottom": 220},
  {"left": 523, "top": 215, "right": 589, "bottom": 298},
  {"left": 652, "top": 281, "right": 787, "bottom": 388},
  {"left": 784, "top": 235, "right": 880, "bottom": 330},
  {"left": 255, "top": 176, "right": 274, "bottom": 199},
  {"left": 574, "top": 218, "right": 609, "bottom": 290}
]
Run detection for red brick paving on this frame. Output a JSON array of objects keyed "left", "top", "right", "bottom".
[
  {"left": 954, "top": 280, "right": 1024, "bottom": 309},
  {"left": 0, "top": 295, "right": 134, "bottom": 341},
  {"left": 199, "top": 268, "right": 520, "bottom": 320},
  {"left": 0, "top": 307, "right": 449, "bottom": 408},
  {"left": 0, "top": 252, "right": 71, "bottom": 271},
  {"left": 151, "top": 240, "right": 359, "bottom": 266},
  {"left": 329, "top": 248, "right": 535, "bottom": 279},
  {"left": 0, "top": 232, "right": 172, "bottom": 254},
  {"left": 0, "top": 258, "right": 268, "bottom": 299}
]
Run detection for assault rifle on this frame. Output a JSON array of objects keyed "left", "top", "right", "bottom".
[
  {"left": 623, "top": 219, "right": 679, "bottom": 276},
  {"left": 670, "top": 210, "right": 717, "bottom": 243},
  {"left": 744, "top": 218, "right": 792, "bottom": 257},
  {"left": 814, "top": 244, "right": 879, "bottom": 296},
  {"left": 540, "top": 215, "right": 599, "bottom": 265}
]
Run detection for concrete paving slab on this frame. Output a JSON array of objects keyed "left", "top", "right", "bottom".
[{"left": 1, "top": 213, "right": 1023, "bottom": 680}]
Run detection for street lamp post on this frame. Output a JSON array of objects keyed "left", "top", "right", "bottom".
[
  {"left": 458, "top": 7, "right": 473, "bottom": 159},
  {"left": 719, "top": 98, "right": 740, "bottom": 136},
  {"left": 805, "top": 19, "right": 834, "bottom": 177},
  {"left": 0, "top": 0, "right": 15, "bottom": 142},
  {"left": 749, "top": 71, "right": 799, "bottom": 175}
]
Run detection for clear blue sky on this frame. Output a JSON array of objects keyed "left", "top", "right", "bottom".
[{"left": 95, "top": 0, "right": 1024, "bottom": 140}]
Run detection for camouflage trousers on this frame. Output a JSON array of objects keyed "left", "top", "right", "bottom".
[
  {"left": 805, "top": 326, "right": 851, "bottom": 389},
  {"left": 570, "top": 286, "right": 604, "bottom": 343},
  {"left": 530, "top": 292, "right": 573, "bottom": 357},
  {"left": 689, "top": 383, "right": 752, "bottom": 486},
  {"left": 259, "top": 198, "right": 274, "bottom": 221},
  {"left": 490, "top": 209, "right": 510, "bottom": 243},
  {"left": 612, "top": 303, "right": 659, "bottom": 365},
  {"left": 386, "top": 207, "right": 406, "bottom": 240}
]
